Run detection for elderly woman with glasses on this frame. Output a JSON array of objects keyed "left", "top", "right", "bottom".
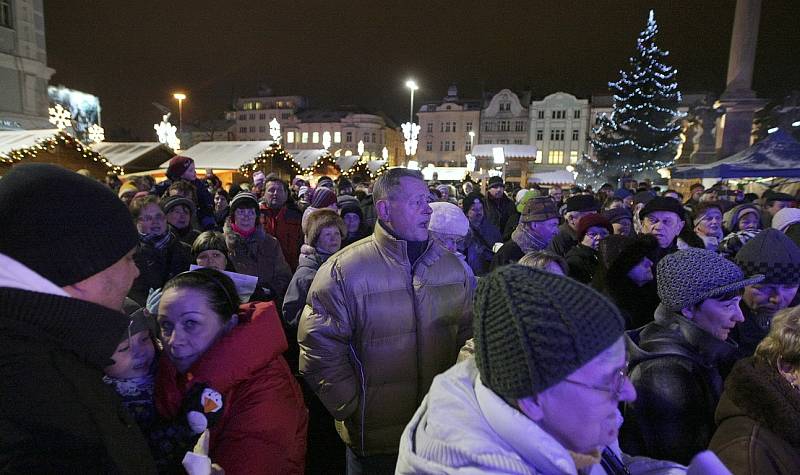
[{"left": 709, "top": 306, "right": 800, "bottom": 474}]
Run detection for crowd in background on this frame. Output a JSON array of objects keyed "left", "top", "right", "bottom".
[{"left": 3, "top": 157, "right": 800, "bottom": 474}]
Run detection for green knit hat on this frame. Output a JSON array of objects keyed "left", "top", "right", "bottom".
[{"left": 474, "top": 265, "right": 625, "bottom": 399}]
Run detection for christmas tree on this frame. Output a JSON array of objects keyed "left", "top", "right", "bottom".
[{"left": 590, "top": 10, "right": 685, "bottom": 184}]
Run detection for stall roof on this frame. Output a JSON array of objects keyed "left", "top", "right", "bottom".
[
  {"left": 164, "top": 141, "right": 273, "bottom": 169},
  {"left": 471, "top": 144, "right": 537, "bottom": 159},
  {"left": 287, "top": 149, "right": 329, "bottom": 170},
  {"left": 528, "top": 169, "right": 575, "bottom": 185},
  {"left": 672, "top": 130, "right": 800, "bottom": 179},
  {"left": 92, "top": 142, "right": 174, "bottom": 172},
  {"left": 0, "top": 129, "right": 60, "bottom": 158}
]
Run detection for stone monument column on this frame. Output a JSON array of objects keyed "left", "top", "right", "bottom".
[{"left": 714, "top": 0, "right": 767, "bottom": 160}]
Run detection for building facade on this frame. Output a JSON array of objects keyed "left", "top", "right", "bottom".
[
  {"left": 479, "top": 89, "right": 529, "bottom": 146},
  {"left": 227, "top": 90, "right": 306, "bottom": 141},
  {"left": 415, "top": 85, "right": 481, "bottom": 167},
  {"left": 0, "top": 0, "right": 55, "bottom": 130},
  {"left": 282, "top": 109, "right": 403, "bottom": 166},
  {"left": 529, "top": 92, "right": 591, "bottom": 170}
]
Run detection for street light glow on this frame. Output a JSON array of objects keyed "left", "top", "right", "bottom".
[
  {"left": 173, "top": 93, "right": 186, "bottom": 101},
  {"left": 405, "top": 80, "right": 418, "bottom": 91}
]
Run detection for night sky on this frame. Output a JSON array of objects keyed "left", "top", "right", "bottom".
[{"left": 44, "top": 0, "right": 799, "bottom": 140}]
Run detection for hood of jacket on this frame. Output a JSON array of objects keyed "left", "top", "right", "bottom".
[
  {"left": 156, "top": 301, "right": 288, "bottom": 418},
  {"left": 627, "top": 304, "right": 737, "bottom": 370},
  {"left": 297, "top": 245, "right": 328, "bottom": 271},
  {"left": 716, "top": 357, "right": 800, "bottom": 448}
]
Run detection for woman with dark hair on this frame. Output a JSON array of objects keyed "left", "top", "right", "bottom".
[
  {"left": 223, "top": 192, "right": 292, "bottom": 302},
  {"left": 155, "top": 268, "right": 308, "bottom": 474},
  {"left": 191, "top": 231, "right": 233, "bottom": 272}
]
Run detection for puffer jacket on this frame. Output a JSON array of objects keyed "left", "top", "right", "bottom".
[
  {"left": 224, "top": 219, "right": 292, "bottom": 301},
  {"left": 260, "top": 201, "right": 304, "bottom": 272},
  {"left": 156, "top": 301, "right": 308, "bottom": 474},
  {"left": 621, "top": 305, "right": 737, "bottom": 465},
  {"left": 709, "top": 357, "right": 800, "bottom": 475},
  {"left": 396, "top": 358, "right": 686, "bottom": 475},
  {"left": 297, "top": 222, "right": 474, "bottom": 456}
]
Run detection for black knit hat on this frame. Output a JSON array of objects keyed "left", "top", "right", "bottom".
[
  {"left": 565, "top": 194, "right": 599, "bottom": 213},
  {"left": 735, "top": 229, "right": 800, "bottom": 285},
  {"left": 487, "top": 176, "right": 504, "bottom": 188},
  {"left": 474, "top": 265, "right": 625, "bottom": 399},
  {"left": 0, "top": 164, "right": 138, "bottom": 286},
  {"left": 639, "top": 196, "right": 686, "bottom": 222},
  {"left": 462, "top": 191, "right": 485, "bottom": 214},
  {"left": 160, "top": 195, "right": 195, "bottom": 216}
]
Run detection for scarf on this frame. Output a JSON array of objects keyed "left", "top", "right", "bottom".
[
  {"left": 510, "top": 223, "right": 547, "bottom": 253},
  {"left": 231, "top": 222, "right": 256, "bottom": 239},
  {"left": 140, "top": 231, "right": 172, "bottom": 250}
]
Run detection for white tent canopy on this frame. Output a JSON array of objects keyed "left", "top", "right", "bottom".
[
  {"left": 0, "top": 129, "right": 60, "bottom": 158},
  {"left": 92, "top": 142, "right": 173, "bottom": 168},
  {"left": 422, "top": 165, "right": 469, "bottom": 181},
  {"left": 287, "top": 149, "right": 329, "bottom": 170},
  {"left": 527, "top": 169, "right": 575, "bottom": 185},
  {"left": 164, "top": 141, "right": 273, "bottom": 169},
  {"left": 471, "top": 144, "right": 537, "bottom": 159}
]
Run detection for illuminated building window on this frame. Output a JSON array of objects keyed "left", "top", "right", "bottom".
[
  {"left": 570, "top": 151, "right": 579, "bottom": 163},
  {"left": 548, "top": 150, "right": 564, "bottom": 164},
  {"left": 287, "top": 132, "right": 295, "bottom": 143},
  {"left": 535, "top": 150, "right": 543, "bottom": 163},
  {"left": 334, "top": 131, "right": 341, "bottom": 143},
  {"left": 312, "top": 132, "right": 319, "bottom": 143},
  {"left": 301, "top": 132, "right": 308, "bottom": 143}
]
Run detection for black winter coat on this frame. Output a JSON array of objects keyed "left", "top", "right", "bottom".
[
  {"left": 128, "top": 234, "right": 192, "bottom": 306},
  {"left": 490, "top": 240, "right": 525, "bottom": 271},
  {"left": 546, "top": 222, "right": 578, "bottom": 257},
  {"left": 565, "top": 243, "right": 598, "bottom": 284},
  {"left": 621, "top": 305, "right": 737, "bottom": 465},
  {"left": 485, "top": 194, "right": 517, "bottom": 234},
  {"left": 0, "top": 288, "right": 156, "bottom": 473}
]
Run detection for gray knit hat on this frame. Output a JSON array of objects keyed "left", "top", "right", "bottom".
[
  {"left": 657, "top": 248, "right": 764, "bottom": 311},
  {"left": 474, "top": 265, "right": 625, "bottom": 399},
  {"left": 735, "top": 229, "right": 800, "bottom": 285}
]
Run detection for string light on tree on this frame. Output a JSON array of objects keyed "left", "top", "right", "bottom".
[
  {"left": 87, "top": 124, "right": 105, "bottom": 144},
  {"left": 154, "top": 113, "right": 180, "bottom": 151},
  {"left": 589, "top": 9, "right": 685, "bottom": 186},
  {"left": 48, "top": 104, "right": 72, "bottom": 130}
]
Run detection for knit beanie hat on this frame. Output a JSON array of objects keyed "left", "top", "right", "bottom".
[
  {"left": 229, "top": 192, "right": 259, "bottom": 216},
  {"left": 311, "top": 186, "right": 337, "bottom": 208},
  {"left": 462, "top": 192, "right": 485, "bottom": 214},
  {"left": 0, "top": 163, "right": 138, "bottom": 286},
  {"left": 488, "top": 176, "right": 504, "bottom": 189},
  {"left": 613, "top": 188, "right": 634, "bottom": 200},
  {"left": 160, "top": 195, "right": 195, "bottom": 216},
  {"left": 339, "top": 201, "right": 363, "bottom": 221},
  {"left": 772, "top": 208, "right": 800, "bottom": 233},
  {"left": 515, "top": 189, "right": 529, "bottom": 205},
  {"left": 735, "top": 229, "right": 800, "bottom": 285},
  {"left": 657, "top": 248, "right": 764, "bottom": 312},
  {"left": 639, "top": 196, "right": 686, "bottom": 222},
  {"left": 723, "top": 203, "right": 760, "bottom": 232},
  {"left": 474, "top": 265, "right": 625, "bottom": 399},
  {"left": 304, "top": 209, "right": 345, "bottom": 247},
  {"left": 521, "top": 196, "right": 559, "bottom": 223},
  {"left": 602, "top": 207, "right": 633, "bottom": 225},
  {"left": 337, "top": 194, "right": 359, "bottom": 208},
  {"left": 516, "top": 189, "right": 543, "bottom": 213},
  {"left": 166, "top": 155, "right": 194, "bottom": 180},
  {"left": 118, "top": 182, "right": 138, "bottom": 197},
  {"left": 298, "top": 185, "right": 309, "bottom": 199},
  {"left": 429, "top": 202, "right": 469, "bottom": 237},
  {"left": 565, "top": 195, "right": 600, "bottom": 213},
  {"left": 317, "top": 176, "right": 334, "bottom": 189},
  {"left": 576, "top": 214, "right": 613, "bottom": 241}
]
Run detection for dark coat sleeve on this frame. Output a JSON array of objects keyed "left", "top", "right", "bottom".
[{"left": 282, "top": 266, "right": 317, "bottom": 328}]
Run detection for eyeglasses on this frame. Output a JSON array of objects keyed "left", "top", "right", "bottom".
[{"left": 564, "top": 363, "right": 629, "bottom": 399}]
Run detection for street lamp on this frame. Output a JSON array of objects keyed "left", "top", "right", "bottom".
[
  {"left": 405, "top": 80, "right": 418, "bottom": 124},
  {"left": 173, "top": 92, "right": 187, "bottom": 134}
]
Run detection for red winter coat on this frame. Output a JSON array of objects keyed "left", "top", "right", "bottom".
[
  {"left": 260, "top": 203, "right": 304, "bottom": 272},
  {"left": 156, "top": 301, "right": 308, "bottom": 474}
]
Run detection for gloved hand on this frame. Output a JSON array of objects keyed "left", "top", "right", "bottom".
[
  {"left": 145, "top": 287, "right": 163, "bottom": 316},
  {"left": 181, "top": 384, "right": 224, "bottom": 434}
]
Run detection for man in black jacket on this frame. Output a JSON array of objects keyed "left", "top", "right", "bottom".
[
  {"left": 621, "top": 248, "right": 764, "bottom": 465},
  {"left": 546, "top": 194, "right": 599, "bottom": 257},
  {"left": 0, "top": 164, "right": 156, "bottom": 473}
]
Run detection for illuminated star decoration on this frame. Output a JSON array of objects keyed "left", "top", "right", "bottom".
[
  {"left": 48, "top": 103, "right": 72, "bottom": 130},
  {"left": 269, "top": 118, "right": 281, "bottom": 143},
  {"left": 154, "top": 113, "right": 180, "bottom": 151},
  {"left": 87, "top": 124, "right": 105, "bottom": 144}
]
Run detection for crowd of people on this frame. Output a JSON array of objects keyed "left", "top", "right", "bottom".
[{"left": 2, "top": 157, "right": 800, "bottom": 474}]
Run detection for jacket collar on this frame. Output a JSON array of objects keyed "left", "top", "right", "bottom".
[
  {"left": 374, "top": 221, "right": 438, "bottom": 268},
  {"left": 651, "top": 304, "right": 737, "bottom": 366},
  {"left": 0, "top": 287, "right": 129, "bottom": 369}
]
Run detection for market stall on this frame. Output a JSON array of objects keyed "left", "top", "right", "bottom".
[{"left": 0, "top": 129, "right": 120, "bottom": 178}]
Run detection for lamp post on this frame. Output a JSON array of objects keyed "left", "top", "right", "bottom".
[
  {"left": 405, "top": 80, "right": 418, "bottom": 124},
  {"left": 173, "top": 92, "right": 186, "bottom": 134}
]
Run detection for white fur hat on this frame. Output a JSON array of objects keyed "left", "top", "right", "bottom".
[
  {"left": 429, "top": 201, "right": 469, "bottom": 237},
  {"left": 772, "top": 207, "right": 800, "bottom": 233}
]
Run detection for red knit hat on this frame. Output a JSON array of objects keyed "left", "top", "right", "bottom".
[
  {"left": 576, "top": 214, "right": 613, "bottom": 242},
  {"left": 166, "top": 155, "right": 194, "bottom": 180}
]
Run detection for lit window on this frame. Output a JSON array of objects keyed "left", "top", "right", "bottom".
[
  {"left": 312, "top": 132, "right": 319, "bottom": 143},
  {"left": 334, "top": 131, "right": 341, "bottom": 143},
  {"left": 302, "top": 132, "right": 308, "bottom": 143},
  {"left": 548, "top": 150, "right": 564, "bottom": 164},
  {"left": 255, "top": 102, "right": 263, "bottom": 110},
  {"left": 276, "top": 101, "right": 284, "bottom": 108},
  {"left": 535, "top": 150, "right": 543, "bottom": 163},
  {"left": 243, "top": 102, "right": 253, "bottom": 111},
  {"left": 570, "top": 151, "right": 579, "bottom": 163},
  {"left": 287, "top": 132, "right": 295, "bottom": 143}
]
